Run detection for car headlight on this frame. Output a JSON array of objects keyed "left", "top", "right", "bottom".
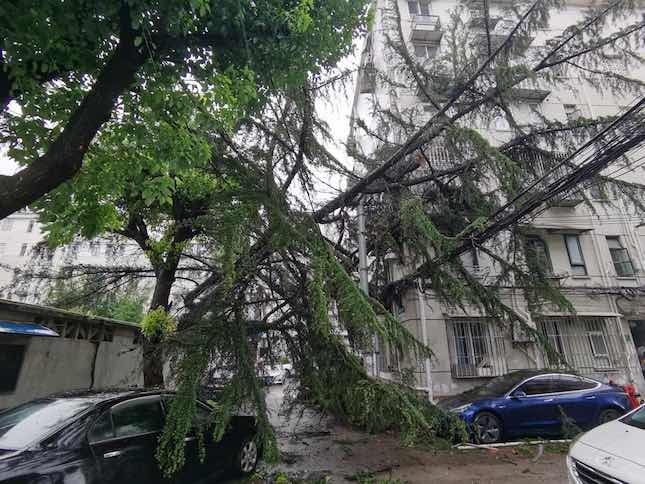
[{"left": 451, "top": 403, "right": 472, "bottom": 413}]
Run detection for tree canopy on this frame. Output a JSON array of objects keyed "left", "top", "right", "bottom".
[
  {"left": 2, "top": 0, "right": 371, "bottom": 386},
  {"left": 0, "top": 0, "right": 368, "bottom": 217}
]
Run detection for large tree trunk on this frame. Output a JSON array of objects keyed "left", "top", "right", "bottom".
[{"left": 143, "top": 263, "right": 179, "bottom": 388}]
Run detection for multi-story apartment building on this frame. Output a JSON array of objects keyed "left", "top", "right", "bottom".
[
  {"left": 0, "top": 209, "right": 148, "bottom": 303},
  {"left": 351, "top": 0, "right": 645, "bottom": 398}
]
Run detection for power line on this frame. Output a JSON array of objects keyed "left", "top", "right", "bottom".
[
  {"left": 526, "top": 150, "right": 645, "bottom": 222},
  {"left": 387, "top": 97, "right": 645, "bottom": 290}
]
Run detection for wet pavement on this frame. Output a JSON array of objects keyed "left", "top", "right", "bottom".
[{"left": 228, "top": 384, "right": 569, "bottom": 483}]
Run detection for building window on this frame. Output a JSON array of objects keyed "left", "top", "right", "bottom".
[
  {"left": 525, "top": 235, "right": 552, "bottom": 274},
  {"left": 1, "top": 219, "right": 13, "bottom": 231},
  {"left": 413, "top": 42, "right": 439, "bottom": 59},
  {"left": 447, "top": 319, "right": 506, "bottom": 378},
  {"left": 564, "top": 234, "right": 587, "bottom": 276},
  {"left": 587, "top": 330, "right": 609, "bottom": 357},
  {"left": 408, "top": 0, "right": 430, "bottom": 15},
  {"left": 105, "top": 243, "right": 115, "bottom": 257},
  {"left": 0, "top": 243, "right": 6, "bottom": 256},
  {"left": 538, "top": 317, "right": 619, "bottom": 371},
  {"left": 19, "top": 243, "right": 28, "bottom": 256},
  {"left": 606, "top": 237, "right": 635, "bottom": 276},
  {"left": 26, "top": 220, "right": 35, "bottom": 233},
  {"left": 0, "top": 344, "right": 26, "bottom": 393},
  {"left": 564, "top": 104, "right": 582, "bottom": 121},
  {"left": 89, "top": 242, "right": 101, "bottom": 256}
]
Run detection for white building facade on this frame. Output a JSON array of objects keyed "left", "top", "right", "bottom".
[
  {"left": 0, "top": 209, "right": 148, "bottom": 303},
  {"left": 351, "top": 0, "right": 645, "bottom": 398}
]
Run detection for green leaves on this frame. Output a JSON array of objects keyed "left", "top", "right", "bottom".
[
  {"left": 142, "top": 176, "right": 175, "bottom": 208},
  {"left": 284, "top": 0, "right": 315, "bottom": 33},
  {"left": 141, "top": 307, "right": 177, "bottom": 339}
]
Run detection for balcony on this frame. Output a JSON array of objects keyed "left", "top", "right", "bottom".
[
  {"left": 410, "top": 15, "right": 443, "bottom": 42},
  {"left": 471, "top": 19, "right": 534, "bottom": 56},
  {"left": 508, "top": 147, "right": 583, "bottom": 207},
  {"left": 415, "top": 73, "right": 455, "bottom": 101},
  {"left": 508, "top": 79, "right": 551, "bottom": 103},
  {"left": 547, "top": 192, "right": 584, "bottom": 208},
  {"left": 412, "top": 141, "right": 459, "bottom": 172}
]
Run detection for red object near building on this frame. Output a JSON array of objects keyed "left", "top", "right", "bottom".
[{"left": 623, "top": 384, "right": 642, "bottom": 409}]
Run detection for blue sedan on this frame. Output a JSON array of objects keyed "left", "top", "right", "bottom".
[{"left": 439, "top": 370, "right": 635, "bottom": 443}]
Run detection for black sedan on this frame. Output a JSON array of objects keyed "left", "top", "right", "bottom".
[{"left": 0, "top": 390, "right": 260, "bottom": 483}]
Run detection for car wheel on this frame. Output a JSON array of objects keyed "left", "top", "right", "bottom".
[
  {"left": 597, "top": 408, "right": 621, "bottom": 425},
  {"left": 234, "top": 436, "right": 259, "bottom": 476},
  {"left": 473, "top": 412, "right": 503, "bottom": 444}
]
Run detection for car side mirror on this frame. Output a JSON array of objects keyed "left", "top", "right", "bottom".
[{"left": 511, "top": 390, "right": 527, "bottom": 399}]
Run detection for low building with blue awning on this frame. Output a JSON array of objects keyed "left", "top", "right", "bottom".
[
  {"left": 0, "top": 320, "right": 59, "bottom": 337},
  {"left": 0, "top": 299, "right": 142, "bottom": 410}
]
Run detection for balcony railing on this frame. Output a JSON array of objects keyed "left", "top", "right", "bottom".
[
  {"left": 508, "top": 147, "right": 583, "bottom": 207},
  {"left": 410, "top": 139, "right": 466, "bottom": 172},
  {"left": 511, "top": 79, "right": 551, "bottom": 103},
  {"left": 447, "top": 318, "right": 508, "bottom": 378},
  {"left": 537, "top": 317, "right": 626, "bottom": 374},
  {"left": 410, "top": 14, "right": 443, "bottom": 42}
]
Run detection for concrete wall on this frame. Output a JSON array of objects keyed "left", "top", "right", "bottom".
[
  {"left": 389, "top": 287, "right": 645, "bottom": 398},
  {"left": 0, "top": 328, "right": 142, "bottom": 409}
]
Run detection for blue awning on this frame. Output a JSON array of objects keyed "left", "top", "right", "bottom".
[{"left": 0, "top": 320, "right": 59, "bottom": 337}]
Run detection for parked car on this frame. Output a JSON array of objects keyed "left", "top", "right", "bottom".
[
  {"left": 438, "top": 370, "right": 636, "bottom": 443},
  {"left": 568, "top": 404, "right": 645, "bottom": 483},
  {"left": 0, "top": 390, "right": 260, "bottom": 483}
]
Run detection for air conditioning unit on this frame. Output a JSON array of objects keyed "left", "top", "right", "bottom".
[{"left": 512, "top": 320, "right": 534, "bottom": 344}]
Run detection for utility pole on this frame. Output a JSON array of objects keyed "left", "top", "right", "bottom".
[{"left": 357, "top": 197, "right": 378, "bottom": 377}]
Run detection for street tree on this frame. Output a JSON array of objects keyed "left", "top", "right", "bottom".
[
  {"left": 150, "top": 0, "right": 645, "bottom": 475},
  {"left": 46, "top": 273, "right": 147, "bottom": 323},
  {"left": 33, "top": 85, "right": 247, "bottom": 387},
  {"left": 1, "top": 0, "right": 370, "bottom": 387}
]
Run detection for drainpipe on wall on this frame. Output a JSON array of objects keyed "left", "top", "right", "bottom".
[
  {"left": 613, "top": 219, "right": 636, "bottom": 386},
  {"left": 357, "top": 198, "right": 378, "bottom": 377},
  {"left": 416, "top": 284, "right": 433, "bottom": 402}
]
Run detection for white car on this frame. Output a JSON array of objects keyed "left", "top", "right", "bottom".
[{"left": 568, "top": 404, "right": 645, "bottom": 483}]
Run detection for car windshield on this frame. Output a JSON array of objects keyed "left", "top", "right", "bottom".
[
  {"left": 0, "top": 398, "right": 94, "bottom": 449},
  {"left": 475, "top": 371, "right": 540, "bottom": 397},
  {"left": 622, "top": 405, "right": 645, "bottom": 430}
]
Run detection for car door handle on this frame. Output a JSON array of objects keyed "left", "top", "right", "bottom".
[
  {"left": 184, "top": 436, "right": 196, "bottom": 442},
  {"left": 544, "top": 398, "right": 554, "bottom": 402},
  {"left": 103, "top": 451, "right": 123, "bottom": 459},
  {"left": 585, "top": 396, "right": 596, "bottom": 400}
]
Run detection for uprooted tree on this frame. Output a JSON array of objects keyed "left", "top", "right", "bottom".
[
  {"left": 3, "top": 0, "right": 645, "bottom": 476},
  {"left": 151, "top": 0, "right": 645, "bottom": 475}
]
